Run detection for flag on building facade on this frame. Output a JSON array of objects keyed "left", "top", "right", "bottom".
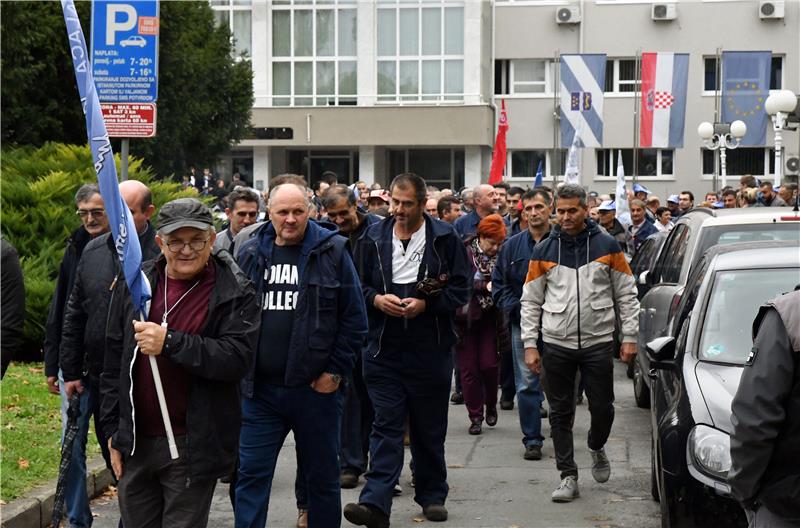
[
  {"left": 563, "top": 132, "right": 581, "bottom": 185},
  {"left": 533, "top": 160, "right": 543, "bottom": 188},
  {"left": 489, "top": 99, "right": 509, "bottom": 185},
  {"left": 615, "top": 151, "right": 631, "bottom": 227},
  {"left": 639, "top": 52, "right": 690, "bottom": 148},
  {"left": 721, "top": 51, "right": 771, "bottom": 146},
  {"left": 560, "top": 54, "right": 606, "bottom": 148}
]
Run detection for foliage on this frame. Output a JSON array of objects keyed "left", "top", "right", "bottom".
[
  {"left": 0, "top": 1, "right": 253, "bottom": 179},
  {"left": 0, "top": 362, "right": 100, "bottom": 502},
  {"left": 0, "top": 143, "right": 195, "bottom": 357}
]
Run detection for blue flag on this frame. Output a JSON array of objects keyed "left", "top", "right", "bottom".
[
  {"left": 721, "top": 51, "right": 771, "bottom": 146},
  {"left": 560, "top": 54, "right": 606, "bottom": 148},
  {"left": 533, "top": 160, "right": 543, "bottom": 188},
  {"left": 61, "top": 0, "right": 151, "bottom": 316}
]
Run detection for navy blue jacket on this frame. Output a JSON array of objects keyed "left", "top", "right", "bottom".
[
  {"left": 453, "top": 210, "right": 481, "bottom": 240},
  {"left": 492, "top": 228, "right": 549, "bottom": 325},
  {"left": 237, "top": 220, "right": 368, "bottom": 394},
  {"left": 353, "top": 214, "right": 471, "bottom": 357},
  {"left": 628, "top": 220, "right": 659, "bottom": 255}
]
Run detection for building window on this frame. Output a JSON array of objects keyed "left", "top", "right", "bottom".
[
  {"left": 509, "top": 149, "right": 567, "bottom": 179},
  {"left": 703, "top": 56, "right": 783, "bottom": 92},
  {"left": 701, "top": 147, "right": 778, "bottom": 176},
  {"left": 388, "top": 149, "right": 464, "bottom": 189},
  {"left": 605, "top": 59, "right": 639, "bottom": 93},
  {"left": 271, "top": 1, "right": 357, "bottom": 106},
  {"left": 211, "top": 0, "right": 252, "bottom": 57},
  {"left": 596, "top": 149, "right": 674, "bottom": 177},
  {"left": 377, "top": 3, "right": 465, "bottom": 103},
  {"left": 495, "top": 59, "right": 554, "bottom": 95}
]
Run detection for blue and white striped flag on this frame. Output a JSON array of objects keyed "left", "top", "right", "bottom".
[
  {"left": 560, "top": 54, "right": 607, "bottom": 148},
  {"left": 60, "top": 0, "right": 151, "bottom": 316}
]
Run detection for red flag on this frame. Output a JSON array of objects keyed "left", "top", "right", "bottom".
[{"left": 488, "top": 99, "right": 508, "bottom": 185}]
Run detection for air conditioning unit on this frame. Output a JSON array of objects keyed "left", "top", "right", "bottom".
[
  {"left": 759, "top": 0, "right": 784, "bottom": 19},
  {"left": 652, "top": 3, "right": 677, "bottom": 21},
  {"left": 556, "top": 5, "right": 581, "bottom": 24},
  {"left": 786, "top": 156, "right": 800, "bottom": 175}
]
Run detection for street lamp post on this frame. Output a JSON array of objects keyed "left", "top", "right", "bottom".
[
  {"left": 765, "top": 90, "right": 798, "bottom": 187},
  {"left": 698, "top": 120, "right": 747, "bottom": 190}
]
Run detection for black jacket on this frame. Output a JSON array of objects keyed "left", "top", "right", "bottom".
[
  {"left": 1, "top": 238, "right": 25, "bottom": 378},
  {"left": 43, "top": 227, "right": 93, "bottom": 377},
  {"left": 60, "top": 223, "right": 160, "bottom": 382},
  {"left": 100, "top": 251, "right": 259, "bottom": 482},
  {"left": 729, "top": 290, "right": 800, "bottom": 520}
]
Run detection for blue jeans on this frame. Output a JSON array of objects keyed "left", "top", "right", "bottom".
[
  {"left": 58, "top": 372, "right": 94, "bottom": 528},
  {"left": 510, "top": 324, "right": 544, "bottom": 448},
  {"left": 235, "top": 383, "right": 344, "bottom": 528}
]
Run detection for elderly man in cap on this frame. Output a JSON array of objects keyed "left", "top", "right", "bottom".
[
  {"left": 596, "top": 201, "right": 628, "bottom": 251},
  {"left": 100, "top": 198, "right": 259, "bottom": 528},
  {"left": 367, "top": 190, "right": 391, "bottom": 217}
]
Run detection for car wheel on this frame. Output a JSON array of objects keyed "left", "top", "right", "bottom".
[
  {"left": 633, "top": 360, "right": 651, "bottom": 409},
  {"left": 651, "top": 437, "right": 659, "bottom": 501}
]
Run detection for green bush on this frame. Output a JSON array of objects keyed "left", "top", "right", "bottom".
[{"left": 0, "top": 143, "right": 196, "bottom": 358}]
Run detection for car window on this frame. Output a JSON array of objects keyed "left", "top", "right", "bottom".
[
  {"left": 695, "top": 223, "right": 800, "bottom": 269},
  {"left": 661, "top": 225, "right": 690, "bottom": 284},
  {"left": 698, "top": 267, "right": 800, "bottom": 364},
  {"left": 630, "top": 239, "right": 653, "bottom": 275}
]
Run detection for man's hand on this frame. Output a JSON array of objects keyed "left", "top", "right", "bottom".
[
  {"left": 64, "top": 380, "right": 84, "bottom": 398},
  {"left": 108, "top": 438, "right": 124, "bottom": 480},
  {"left": 524, "top": 347, "right": 542, "bottom": 375},
  {"left": 374, "top": 294, "right": 406, "bottom": 317},
  {"left": 46, "top": 376, "right": 60, "bottom": 395},
  {"left": 311, "top": 372, "right": 341, "bottom": 394},
  {"left": 400, "top": 298, "right": 426, "bottom": 319},
  {"left": 133, "top": 321, "right": 167, "bottom": 356},
  {"left": 620, "top": 342, "right": 637, "bottom": 364}
]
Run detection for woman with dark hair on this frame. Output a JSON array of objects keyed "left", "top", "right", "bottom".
[{"left": 455, "top": 214, "right": 508, "bottom": 435}]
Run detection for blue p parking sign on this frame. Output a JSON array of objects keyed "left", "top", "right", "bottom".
[{"left": 91, "top": 0, "right": 159, "bottom": 103}]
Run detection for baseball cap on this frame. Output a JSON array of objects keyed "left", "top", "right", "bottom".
[
  {"left": 667, "top": 194, "right": 680, "bottom": 204},
  {"left": 156, "top": 198, "right": 214, "bottom": 234},
  {"left": 598, "top": 200, "right": 616, "bottom": 212},
  {"left": 368, "top": 189, "right": 390, "bottom": 204},
  {"left": 633, "top": 183, "right": 650, "bottom": 195}
]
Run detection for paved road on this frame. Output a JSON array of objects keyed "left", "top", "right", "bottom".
[{"left": 89, "top": 360, "right": 660, "bottom": 527}]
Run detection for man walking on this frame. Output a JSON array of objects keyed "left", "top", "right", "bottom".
[
  {"left": 234, "top": 183, "right": 368, "bottom": 527},
  {"left": 520, "top": 184, "right": 639, "bottom": 502},
  {"left": 214, "top": 188, "right": 260, "bottom": 253},
  {"left": 492, "top": 189, "right": 552, "bottom": 461},
  {"left": 100, "top": 198, "right": 259, "bottom": 527},
  {"left": 453, "top": 184, "right": 497, "bottom": 240},
  {"left": 345, "top": 173, "right": 470, "bottom": 527},
  {"left": 627, "top": 199, "right": 658, "bottom": 256}
]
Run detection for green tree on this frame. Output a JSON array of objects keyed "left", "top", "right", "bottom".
[{"left": 0, "top": 1, "right": 253, "bottom": 179}]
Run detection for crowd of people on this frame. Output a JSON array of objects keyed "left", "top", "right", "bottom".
[{"left": 39, "top": 167, "right": 799, "bottom": 528}]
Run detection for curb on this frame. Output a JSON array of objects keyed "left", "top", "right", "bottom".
[{"left": 1, "top": 456, "right": 114, "bottom": 528}]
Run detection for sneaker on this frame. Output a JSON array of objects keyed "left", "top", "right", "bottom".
[
  {"left": 341, "top": 470, "right": 359, "bottom": 489},
  {"left": 343, "top": 503, "right": 390, "bottom": 528},
  {"left": 450, "top": 392, "right": 464, "bottom": 404},
  {"left": 590, "top": 447, "right": 611, "bottom": 483},
  {"left": 392, "top": 483, "right": 403, "bottom": 496},
  {"left": 551, "top": 476, "right": 580, "bottom": 502},
  {"left": 523, "top": 444, "right": 542, "bottom": 461},
  {"left": 422, "top": 504, "right": 448, "bottom": 522},
  {"left": 500, "top": 399, "right": 515, "bottom": 411},
  {"left": 297, "top": 508, "right": 308, "bottom": 528}
]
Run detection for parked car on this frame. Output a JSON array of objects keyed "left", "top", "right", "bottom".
[
  {"left": 631, "top": 231, "right": 669, "bottom": 300},
  {"left": 633, "top": 207, "right": 800, "bottom": 408},
  {"left": 647, "top": 241, "right": 800, "bottom": 528}
]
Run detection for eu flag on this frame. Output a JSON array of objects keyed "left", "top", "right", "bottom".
[{"left": 721, "top": 51, "right": 771, "bottom": 146}]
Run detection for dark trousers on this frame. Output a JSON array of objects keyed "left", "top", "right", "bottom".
[
  {"left": 456, "top": 316, "right": 499, "bottom": 422},
  {"left": 360, "top": 350, "right": 451, "bottom": 516},
  {"left": 118, "top": 436, "right": 216, "bottom": 528},
  {"left": 340, "top": 359, "right": 374, "bottom": 475},
  {"left": 499, "top": 343, "right": 516, "bottom": 401},
  {"left": 541, "top": 341, "right": 615, "bottom": 479},
  {"left": 235, "top": 383, "right": 344, "bottom": 528}
]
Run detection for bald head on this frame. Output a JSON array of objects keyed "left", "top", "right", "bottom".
[
  {"left": 269, "top": 183, "right": 311, "bottom": 246},
  {"left": 473, "top": 184, "right": 498, "bottom": 216},
  {"left": 119, "top": 180, "right": 154, "bottom": 234}
]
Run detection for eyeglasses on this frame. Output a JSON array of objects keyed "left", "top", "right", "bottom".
[
  {"left": 76, "top": 209, "right": 106, "bottom": 219},
  {"left": 165, "top": 237, "right": 211, "bottom": 253}
]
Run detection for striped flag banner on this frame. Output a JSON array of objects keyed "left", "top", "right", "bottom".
[
  {"left": 560, "top": 54, "right": 606, "bottom": 148},
  {"left": 639, "top": 52, "right": 690, "bottom": 148}
]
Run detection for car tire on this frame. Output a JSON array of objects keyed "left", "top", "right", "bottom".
[{"left": 633, "top": 359, "right": 651, "bottom": 409}]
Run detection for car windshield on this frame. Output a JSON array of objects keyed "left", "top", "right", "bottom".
[{"left": 698, "top": 268, "right": 800, "bottom": 364}]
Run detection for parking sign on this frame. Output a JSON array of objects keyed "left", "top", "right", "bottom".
[{"left": 91, "top": 0, "right": 159, "bottom": 103}]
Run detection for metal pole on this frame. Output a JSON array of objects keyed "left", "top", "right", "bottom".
[
  {"left": 120, "top": 139, "right": 129, "bottom": 181},
  {"left": 554, "top": 51, "right": 561, "bottom": 187},
  {"left": 774, "top": 117, "right": 783, "bottom": 187},
  {"left": 633, "top": 50, "right": 641, "bottom": 184},
  {"left": 719, "top": 144, "right": 727, "bottom": 189}
]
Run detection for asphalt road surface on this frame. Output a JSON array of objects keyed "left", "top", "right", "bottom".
[{"left": 89, "top": 360, "right": 660, "bottom": 527}]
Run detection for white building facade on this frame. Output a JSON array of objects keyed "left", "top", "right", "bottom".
[{"left": 212, "top": 0, "right": 799, "bottom": 197}]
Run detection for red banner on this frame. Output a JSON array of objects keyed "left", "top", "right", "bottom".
[{"left": 488, "top": 99, "right": 508, "bottom": 185}]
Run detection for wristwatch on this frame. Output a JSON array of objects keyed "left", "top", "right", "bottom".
[{"left": 330, "top": 373, "right": 342, "bottom": 384}]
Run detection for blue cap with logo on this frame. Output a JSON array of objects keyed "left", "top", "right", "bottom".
[
  {"left": 667, "top": 194, "right": 680, "bottom": 204},
  {"left": 633, "top": 183, "right": 650, "bottom": 195},
  {"left": 598, "top": 200, "right": 616, "bottom": 212}
]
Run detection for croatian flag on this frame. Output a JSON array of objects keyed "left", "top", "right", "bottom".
[
  {"left": 560, "top": 54, "right": 606, "bottom": 148},
  {"left": 639, "top": 52, "right": 690, "bottom": 148}
]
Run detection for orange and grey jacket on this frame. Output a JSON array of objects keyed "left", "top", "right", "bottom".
[{"left": 520, "top": 220, "right": 639, "bottom": 350}]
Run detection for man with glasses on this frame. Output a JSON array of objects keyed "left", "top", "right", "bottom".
[
  {"left": 100, "top": 198, "right": 259, "bottom": 528},
  {"left": 215, "top": 188, "right": 260, "bottom": 254},
  {"left": 42, "top": 183, "right": 110, "bottom": 528}
]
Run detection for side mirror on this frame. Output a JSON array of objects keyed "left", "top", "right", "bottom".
[
  {"left": 646, "top": 336, "right": 676, "bottom": 363},
  {"left": 638, "top": 270, "right": 650, "bottom": 286}
]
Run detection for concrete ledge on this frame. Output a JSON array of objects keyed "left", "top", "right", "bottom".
[{"left": 1, "top": 457, "right": 112, "bottom": 528}]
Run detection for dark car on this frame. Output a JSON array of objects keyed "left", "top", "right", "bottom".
[
  {"left": 633, "top": 208, "right": 800, "bottom": 408},
  {"left": 647, "top": 241, "right": 800, "bottom": 528},
  {"left": 631, "top": 231, "right": 669, "bottom": 300}
]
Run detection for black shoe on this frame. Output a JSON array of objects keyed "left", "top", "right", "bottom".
[
  {"left": 500, "top": 399, "right": 514, "bottom": 411},
  {"left": 450, "top": 392, "right": 464, "bottom": 404},
  {"left": 485, "top": 406, "right": 498, "bottom": 427},
  {"left": 468, "top": 420, "right": 482, "bottom": 435},
  {"left": 340, "top": 470, "right": 359, "bottom": 489},
  {"left": 344, "top": 503, "right": 390, "bottom": 528},
  {"left": 524, "top": 444, "right": 542, "bottom": 461},
  {"left": 423, "top": 504, "right": 448, "bottom": 522},
  {"left": 540, "top": 405, "right": 549, "bottom": 418}
]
